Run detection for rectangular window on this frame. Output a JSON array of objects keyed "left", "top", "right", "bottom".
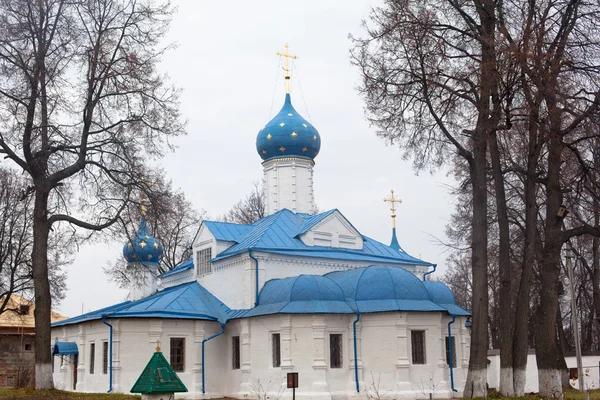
[
  {"left": 170, "top": 338, "right": 185, "bottom": 372},
  {"left": 6, "top": 376, "right": 13, "bottom": 387},
  {"left": 445, "top": 336, "right": 457, "bottom": 368},
  {"left": 411, "top": 330, "right": 426, "bottom": 364},
  {"left": 232, "top": 336, "right": 241, "bottom": 370},
  {"left": 329, "top": 334, "right": 343, "bottom": 368},
  {"left": 102, "top": 342, "right": 109, "bottom": 374},
  {"left": 196, "top": 248, "right": 212, "bottom": 275},
  {"left": 272, "top": 333, "right": 281, "bottom": 367},
  {"left": 89, "top": 343, "right": 95, "bottom": 374}
]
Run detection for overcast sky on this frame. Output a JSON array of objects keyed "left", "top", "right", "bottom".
[{"left": 56, "top": 0, "right": 459, "bottom": 317}]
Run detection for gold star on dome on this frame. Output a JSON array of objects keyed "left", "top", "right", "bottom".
[
  {"left": 266, "top": 134, "right": 272, "bottom": 140},
  {"left": 302, "top": 123, "right": 308, "bottom": 128},
  {"left": 279, "top": 146, "right": 286, "bottom": 152},
  {"left": 139, "top": 241, "right": 147, "bottom": 248},
  {"left": 313, "top": 135, "right": 317, "bottom": 141},
  {"left": 153, "top": 243, "right": 159, "bottom": 249},
  {"left": 302, "top": 147, "right": 308, "bottom": 152},
  {"left": 262, "top": 149, "right": 267, "bottom": 155},
  {"left": 279, "top": 122, "right": 285, "bottom": 127},
  {"left": 145, "top": 235, "right": 150, "bottom": 239},
  {"left": 127, "top": 243, "right": 132, "bottom": 248},
  {"left": 147, "top": 254, "right": 153, "bottom": 260},
  {"left": 288, "top": 113, "right": 293, "bottom": 116},
  {"left": 291, "top": 132, "right": 298, "bottom": 138}
]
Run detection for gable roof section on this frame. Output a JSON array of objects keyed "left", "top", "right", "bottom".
[
  {"left": 52, "top": 281, "right": 231, "bottom": 327},
  {"left": 130, "top": 350, "right": 187, "bottom": 394},
  {"left": 210, "top": 209, "right": 432, "bottom": 266},
  {"left": 203, "top": 221, "right": 253, "bottom": 242},
  {"left": 295, "top": 209, "right": 338, "bottom": 235},
  {"left": 158, "top": 258, "right": 194, "bottom": 278}
]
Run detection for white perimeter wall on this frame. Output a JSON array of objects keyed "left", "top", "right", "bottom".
[{"left": 487, "top": 352, "right": 600, "bottom": 393}]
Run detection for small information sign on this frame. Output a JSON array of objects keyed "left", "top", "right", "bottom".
[{"left": 287, "top": 372, "right": 299, "bottom": 388}]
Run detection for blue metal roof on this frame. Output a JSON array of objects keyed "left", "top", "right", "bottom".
[
  {"left": 52, "top": 268, "right": 468, "bottom": 328},
  {"left": 52, "top": 341, "right": 78, "bottom": 355},
  {"left": 158, "top": 258, "right": 194, "bottom": 278},
  {"left": 237, "top": 265, "right": 469, "bottom": 318},
  {"left": 203, "top": 221, "right": 252, "bottom": 242},
  {"left": 208, "top": 209, "right": 432, "bottom": 266},
  {"left": 423, "top": 281, "right": 470, "bottom": 316},
  {"left": 52, "top": 281, "right": 231, "bottom": 327}
]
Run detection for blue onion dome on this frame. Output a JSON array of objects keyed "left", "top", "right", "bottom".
[
  {"left": 256, "top": 94, "right": 321, "bottom": 161},
  {"left": 122, "top": 216, "right": 164, "bottom": 267}
]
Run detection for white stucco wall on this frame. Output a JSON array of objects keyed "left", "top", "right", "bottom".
[{"left": 52, "top": 311, "right": 469, "bottom": 400}]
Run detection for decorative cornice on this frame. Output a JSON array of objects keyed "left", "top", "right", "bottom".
[{"left": 262, "top": 157, "right": 315, "bottom": 166}]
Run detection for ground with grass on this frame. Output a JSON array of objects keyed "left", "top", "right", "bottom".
[
  {"left": 0, "top": 388, "right": 140, "bottom": 400},
  {"left": 0, "top": 388, "right": 598, "bottom": 400}
]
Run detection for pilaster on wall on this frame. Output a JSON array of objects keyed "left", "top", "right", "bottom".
[
  {"left": 111, "top": 320, "right": 121, "bottom": 392},
  {"left": 395, "top": 312, "right": 411, "bottom": 392},
  {"left": 459, "top": 317, "right": 470, "bottom": 387},
  {"left": 435, "top": 316, "right": 449, "bottom": 387},
  {"left": 280, "top": 316, "right": 294, "bottom": 393},
  {"left": 240, "top": 319, "right": 252, "bottom": 394},
  {"left": 348, "top": 317, "right": 364, "bottom": 393},
  {"left": 311, "top": 316, "right": 330, "bottom": 395},
  {"left": 148, "top": 320, "right": 163, "bottom": 347},
  {"left": 76, "top": 325, "right": 86, "bottom": 392},
  {"left": 192, "top": 321, "right": 205, "bottom": 394}
]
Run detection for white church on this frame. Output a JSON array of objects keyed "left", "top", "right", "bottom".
[{"left": 51, "top": 47, "right": 471, "bottom": 399}]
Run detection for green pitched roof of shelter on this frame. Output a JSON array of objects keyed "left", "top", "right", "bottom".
[{"left": 130, "top": 350, "right": 188, "bottom": 394}]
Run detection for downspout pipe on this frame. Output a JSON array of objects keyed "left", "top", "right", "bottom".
[
  {"left": 101, "top": 314, "right": 113, "bottom": 393},
  {"left": 249, "top": 251, "right": 259, "bottom": 307},
  {"left": 448, "top": 314, "right": 458, "bottom": 393},
  {"left": 353, "top": 312, "right": 361, "bottom": 393},
  {"left": 202, "top": 323, "right": 226, "bottom": 394},
  {"left": 423, "top": 263, "right": 437, "bottom": 281}
]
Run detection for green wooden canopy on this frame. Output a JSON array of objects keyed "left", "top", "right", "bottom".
[{"left": 130, "top": 351, "right": 188, "bottom": 394}]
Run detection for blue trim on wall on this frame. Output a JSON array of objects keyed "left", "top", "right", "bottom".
[
  {"left": 202, "top": 324, "right": 226, "bottom": 394},
  {"left": 101, "top": 315, "right": 113, "bottom": 393}
]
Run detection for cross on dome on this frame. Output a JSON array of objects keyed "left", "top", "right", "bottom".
[{"left": 276, "top": 43, "right": 297, "bottom": 94}]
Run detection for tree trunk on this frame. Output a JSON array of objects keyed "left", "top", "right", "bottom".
[
  {"left": 535, "top": 133, "right": 564, "bottom": 399},
  {"left": 593, "top": 196, "right": 600, "bottom": 330},
  {"left": 489, "top": 134, "right": 514, "bottom": 396},
  {"left": 32, "top": 189, "right": 53, "bottom": 390},
  {"left": 512, "top": 110, "right": 541, "bottom": 396},
  {"left": 463, "top": 135, "right": 489, "bottom": 398}
]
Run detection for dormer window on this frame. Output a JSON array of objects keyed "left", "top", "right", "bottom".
[{"left": 197, "top": 248, "right": 212, "bottom": 275}]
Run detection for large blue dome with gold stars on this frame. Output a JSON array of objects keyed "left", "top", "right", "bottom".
[
  {"left": 256, "top": 94, "right": 321, "bottom": 161},
  {"left": 122, "top": 216, "right": 164, "bottom": 267}
]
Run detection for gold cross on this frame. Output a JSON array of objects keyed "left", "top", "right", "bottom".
[
  {"left": 384, "top": 189, "right": 402, "bottom": 228},
  {"left": 276, "top": 44, "right": 298, "bottom": 94}
]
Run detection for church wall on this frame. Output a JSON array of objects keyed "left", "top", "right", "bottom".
[
  {"left": 51, "top": 318, "right": 227, "bottom": 397},
  {"left": 199, "top": 256, "right": 254, "bottom": 309}
]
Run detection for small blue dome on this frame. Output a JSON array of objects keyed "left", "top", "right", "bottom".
[
  {"left": 256, "top": 94, "right": 321, "bottom": 161},
  {"left": 422, "top": 281, "right": 458, "bottom": 305},
  {"left": 122, "top": 216, "right": 164, "bottom": 267}
]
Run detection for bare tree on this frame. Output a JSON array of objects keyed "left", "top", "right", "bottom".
[
  {"left": 105, "top": 170, "right": 204, "bottom": 289},
  {"left": 0, "top": 167, "right": 67, "bottom": 316},
  {"left": 220, "top": 181, "right": 266, "bottom": 225},
  {"left": 352, "top": 0, "right": 505, "bottom": 394},
  {"left": 0, "top": 0, "right": 182, "bottom": 388}
]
